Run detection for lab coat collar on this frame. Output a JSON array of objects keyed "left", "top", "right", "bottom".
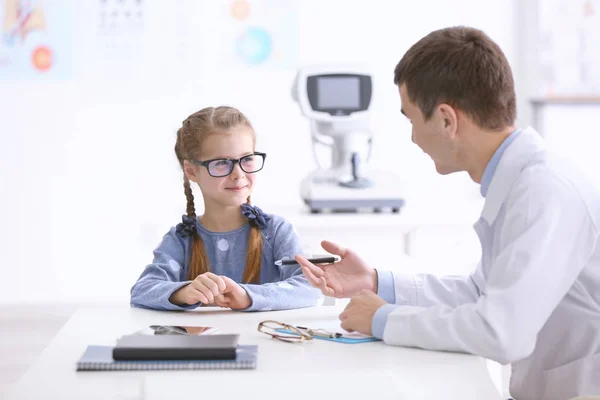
[{"left": 481, "top": 127, "right": 546, "bottom": 225}]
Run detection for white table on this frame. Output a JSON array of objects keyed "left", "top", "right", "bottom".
[{"left": 6, "top": 304, "right": 502, "bottom": 400}]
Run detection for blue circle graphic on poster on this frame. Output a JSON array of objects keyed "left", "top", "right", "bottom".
[{"left": 236, "top": 27, "right": 272, "bottom": 65}]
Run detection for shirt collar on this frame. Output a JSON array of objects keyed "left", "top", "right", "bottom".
[
  {"left": 480, "top": 128, "right": 523, "bottom": 197},
  {"left": 480, "top": 127, "right": 546, "bottom": 225}
]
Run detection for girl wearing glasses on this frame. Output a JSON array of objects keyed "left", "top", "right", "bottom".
[{"left": 130, "top": 106, "right": 321, "bottom": 311}]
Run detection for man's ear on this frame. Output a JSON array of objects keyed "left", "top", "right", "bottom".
[
  {"left": 438, "top": 104, "right": 458, "bottom": 136},
  {"left": 183, "top": 160, "right": 198, "bottom": 181}
]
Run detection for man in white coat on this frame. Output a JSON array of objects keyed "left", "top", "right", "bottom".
[{"left": 295, "top": 26, "right": 600, "bottom": 400}]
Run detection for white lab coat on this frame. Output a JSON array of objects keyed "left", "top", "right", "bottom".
[{"left": 382, "top": 128, "right": 600, "bottom": 400}]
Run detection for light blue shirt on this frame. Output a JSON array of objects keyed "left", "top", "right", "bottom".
[
  {"left": 372, "top": 128, "right": 522, "bottom": 338},
  {"left": 372, "top": 270, "right": 397, "bottom": 338},
  {"left": 130, "top": 213, "right": 321, "bottom": 312}
]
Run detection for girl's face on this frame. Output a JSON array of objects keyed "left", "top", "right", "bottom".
[{"left": 185, "top": 127, "right": 259, "bottom": 208}]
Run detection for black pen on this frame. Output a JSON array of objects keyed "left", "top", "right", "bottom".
[{"left": 274, "top": 256, "right": 340, "bottom": 267}]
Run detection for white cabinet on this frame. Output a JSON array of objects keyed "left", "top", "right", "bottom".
[
  {"left": 295, "top": 222, "right": 412, "bottom": 272},
  {"left": 275, "top": 204, "right": 483, "bottom": 277}
]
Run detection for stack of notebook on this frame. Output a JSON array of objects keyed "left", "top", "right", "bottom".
[{"left": 76, "top": 334, "right": 257, "bottom": 371}]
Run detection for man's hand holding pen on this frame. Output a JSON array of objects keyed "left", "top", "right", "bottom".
[
  {"left": 294, "top": 240, "right": 387, "bottom": 336},
  {"left": 294, "top": 240, "right": 378, "bottom": 298}
]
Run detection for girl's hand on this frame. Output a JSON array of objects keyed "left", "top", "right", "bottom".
[
  {"left": 169, "top": 272, "right": 227, "bottom": 305},
  {"left": 213, "top": 276, "right": 252, "bottom": 310}
]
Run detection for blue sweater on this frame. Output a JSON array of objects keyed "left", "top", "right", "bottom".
[{"left": 130, "top": 213, "right": 321, "bottom": 312}]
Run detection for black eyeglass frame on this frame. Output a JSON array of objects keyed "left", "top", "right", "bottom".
[{"left": 190, "top": 152, "right": 267, "bottom": 177}]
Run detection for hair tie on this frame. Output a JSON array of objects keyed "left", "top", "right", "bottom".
[
  {"left": 241, "top": 204, "right": 270, "bottom": 230},
  {"left": 176, "top": 215, "right": 197, "bottom": 237}
]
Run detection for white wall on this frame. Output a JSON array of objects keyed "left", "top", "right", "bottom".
[
  {"left": 2, "top": 0, "right": 518, "bottom": 304},
  {"left": 538, "top": 104, "right": 600, "bottom": 188},
  {"left": 513, "top": 0, "right": 600, "bottom": 187}
]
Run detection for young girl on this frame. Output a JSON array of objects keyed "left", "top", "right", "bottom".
[{"left": 130, "top": 106, "right": 321, "bottom": 311}]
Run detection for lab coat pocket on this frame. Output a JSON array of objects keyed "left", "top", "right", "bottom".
[{"left": 541, "top": 352, "right": 600, "bottom": 400}]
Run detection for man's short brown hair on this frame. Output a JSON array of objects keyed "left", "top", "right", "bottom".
[{"left": 394, "top": 26, "right": 516, "bottom": 131}]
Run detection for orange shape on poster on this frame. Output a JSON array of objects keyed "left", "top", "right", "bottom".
[
  {"left": 231, "top": 0, "right": 251, "bottom": 21},
  {"left": 32, "top": 46, "right": 52, "bottom": 71}
]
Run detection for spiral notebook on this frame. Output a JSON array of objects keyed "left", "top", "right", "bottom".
[{"left": 76, "top": 344, "right": 257, "bottom": 371}]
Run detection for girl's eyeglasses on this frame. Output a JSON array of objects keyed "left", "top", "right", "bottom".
[
  {"left": 191, "top": 152, "right": 266, "bottom": 178},
  {"left": 257, "top": 320, "right": 313, "bottom": 343}
]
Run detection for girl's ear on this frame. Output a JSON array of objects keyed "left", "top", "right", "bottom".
[{"left": 183, "top": 160, "right": 198, "bottom": 181}]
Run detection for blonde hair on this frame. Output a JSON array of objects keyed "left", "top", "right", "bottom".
[{"left": 174, "top": 106, "right": 262, "bottom": 283}]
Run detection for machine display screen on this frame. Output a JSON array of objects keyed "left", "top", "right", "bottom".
[{"left": 316, "top": 76, "right": 361, "bottom": 109}]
